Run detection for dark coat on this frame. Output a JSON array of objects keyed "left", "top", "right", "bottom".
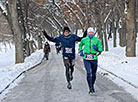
[
  {"left": 44, "top": 43, "right": 50, "bottom": 54},
  {"left": 45, "top": 34, "right": 81, "bottom": 59}
]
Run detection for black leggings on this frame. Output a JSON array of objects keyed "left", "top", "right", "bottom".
[
  {"left": 63, "top": 57, "right": 75, "bottom": 82},
  {"left": 44, "top": 53, "right": 49, "bottom": 60}
]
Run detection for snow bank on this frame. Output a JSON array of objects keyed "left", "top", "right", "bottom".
[
  {"left": 97, "top": 37, "right": 138, "bottom": 100},
  {"left": 0, "top": 43, "right": 15, "bottom": 68},
  {"left": 0, "top": 49, "right": 44, "bottom": 100}
]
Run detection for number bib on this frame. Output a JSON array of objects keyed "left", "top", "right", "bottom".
[
  {"left": 85, "top": 54, "right": 94, "bottom": 60},
  {"left": 65, "top": 48, "right": 73, "bottom": 53}
]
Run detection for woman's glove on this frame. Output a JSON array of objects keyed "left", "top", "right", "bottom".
[
  {"left": 80, "top": 50, "right": 84, "bottom": 56},
  {"left": 93, "top": 45, "right": 98, "bottom": 51}
]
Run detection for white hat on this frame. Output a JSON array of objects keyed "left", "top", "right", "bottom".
[{"left": 87, "top": 27, "right": 95, "bottom": 33}]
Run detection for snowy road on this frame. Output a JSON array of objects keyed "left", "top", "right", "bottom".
[{"left": 1, "top": 48, "right": 138, "bottom": 102}]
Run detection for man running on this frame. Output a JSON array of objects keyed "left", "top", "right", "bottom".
[
  {"left": 79, "top": 27, "right": 103, "bottom": 95},
  {"left": 42, "top": 27, "right": 85, "bottom": 89}
]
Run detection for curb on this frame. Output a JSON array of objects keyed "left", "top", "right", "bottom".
[
  {"left": 0, "top": 57, "right": 44, "bottom": 95},
  {"left": 98, "top": 66, "right": 138, "bottom": 89}
]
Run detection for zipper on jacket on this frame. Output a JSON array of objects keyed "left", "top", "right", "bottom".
[{"left": 89, "top": 38, "right": 91, "bottom": 53}]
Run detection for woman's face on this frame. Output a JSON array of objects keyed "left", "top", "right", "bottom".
[{"left": 88, "top": 32, "right": 94, "bottom": 35}]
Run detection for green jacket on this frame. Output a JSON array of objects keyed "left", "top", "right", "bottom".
[{"left": 79, "top": 36, "right": 103, "bottom": 60}]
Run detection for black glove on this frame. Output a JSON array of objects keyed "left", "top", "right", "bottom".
[
  {"left": 97, "top": 51, "right": 102, "bottom": 56},
  {"left": 82, "top": 29, "right": 87, "bottom": 38},
  {"left": 42, "top": 30, "right": 48, "bottom": 37}
]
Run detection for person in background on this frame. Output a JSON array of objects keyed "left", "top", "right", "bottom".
[
  {"left": 55, "top": 42, "right": 62, "bottom": 54},
  {"left": 43, "top": 42, "right": 51, "bottom": 60}
]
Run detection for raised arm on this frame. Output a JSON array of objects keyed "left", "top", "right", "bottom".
[
  {"left": 42, "top": 30, "right": 60, "bottom": 43},
  {"left": 74, "top": 30, "right": 87, "bottom": 42}
]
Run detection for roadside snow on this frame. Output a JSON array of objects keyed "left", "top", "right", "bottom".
[
  {"left": 98, "top": 46, "right": 138, "bottom": 88},
  {"left": 0, "top": 43, "right": 15, "bottom": 68},
  {"left": 98, "top": 45, "right": 138, "bottom": 100},
  {"left": 0, "top": 44, "right": 44, "bottom": 100}
]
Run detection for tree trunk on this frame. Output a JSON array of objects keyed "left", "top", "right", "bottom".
[
  {"left": 37, "top": 35, "right": 42, "bottom": 50},
  {"left": 29, "top": 41, "right": 35, "bottom": 54},
  {"left": 126, "top": 0, "right": 136, "bottom": 57},
  {"left": 103, "top": 23, "right": 108, "bottom": 51},
  {"left": 93, "top": 0, "right": 104, "bottom": 49},
  {"left": 98, "top": 26, "right": 104, "bottom": 50},
  {"left": 17, "top": 0, "right": 27, "bottom": 58},
  {"left": 8, "top": 0, "right": 24, "bottom": 63},
  {"left": 119, "top": 19, "right": 127, "bottom": 47},
  {"left": 24, "top": 0, "right": 31, "bottom": 56},
  {"left": 6, "top": 3, "right": 14, "bottom": 36},
  {"left": 25, "top": 39, "right": 30, "bottom": 56},
  {"left": 107, "top": 22, "right": 112, "bottom": 40},
  {"left": 112, "top": 12, "right": 117, "bottom": 47},
  {"left": 113, "top": 27, "right": 117, "bottom": 47},
  {"left": 135, "top": 0, "right": 138, "bottom": 37}
]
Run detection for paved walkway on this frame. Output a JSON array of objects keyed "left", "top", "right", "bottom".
[{"left": 2, "top": 47, "right": 138, "bottom": 102}]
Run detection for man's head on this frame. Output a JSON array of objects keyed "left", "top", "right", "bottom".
[
  {"left": 87, "top": 27, "right": 95, "bottom": 38},
  {"left": 63, "top": 27, "right": 70, "bottom": 36}
]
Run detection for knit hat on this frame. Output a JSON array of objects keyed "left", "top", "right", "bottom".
[
  {"left": 87, "top": 27, "right": 95, "bottom": 34},
  {"left": 63, "top": 27, "right": 70, "bottom": 32}
]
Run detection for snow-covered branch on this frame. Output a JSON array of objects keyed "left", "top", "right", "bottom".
[
  {"left": 104, "top": 9, "right": 112, "bottom": 23},
  {"left": 0, "top": 0, "right": 7, "bottom": 15},
  {"left": 0, "top": 32, "right": 12, "bottom": 37}
]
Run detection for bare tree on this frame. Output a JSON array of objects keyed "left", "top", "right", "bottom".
[
  {"left": 7, "top": 0, "right": 24, "bottom": 63},
  {"left": 1, "top": 0, "right": 137, "bottom": 58},
  {"left": 126, "top": 0, "right": 136, "bottom": 57}
]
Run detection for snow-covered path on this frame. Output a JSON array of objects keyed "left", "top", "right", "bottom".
[{"left": 1, "top": 48, "right": 137, "bottom": 102}]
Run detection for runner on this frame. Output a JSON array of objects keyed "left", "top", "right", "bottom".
[
  {"left": 42, "top": 26, "right": 86, "bottom": 89},
  {"left": 79, "top": 27, "right": 103, "bottom": 95}
]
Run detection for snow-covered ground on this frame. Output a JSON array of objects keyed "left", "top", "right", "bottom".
[
  {"left": 0, "top": 38, "right": 138, "bottom": 101},
  {"left": 0, "top": 43, "right": 44, "bottom": 100},
  {"left": 98, "top": 44, "right": 138, "bottom": 100},
  {"left": 0, "top": 43, "right": 15, "bottom": 68}
]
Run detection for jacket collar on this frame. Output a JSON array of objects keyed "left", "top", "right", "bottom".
[{"left": 64, "top": 33, "right": 72, "bottom": 38}]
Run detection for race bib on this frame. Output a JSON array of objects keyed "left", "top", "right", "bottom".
[
  {"left": 65, "top": 48, "right": 72, "bottom": 53},
  {"left": 86, "top": 54, "right": 94, "bottom": 60}
]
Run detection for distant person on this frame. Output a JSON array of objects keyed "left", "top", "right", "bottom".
[
  {"left": 43, "top": 42, "right": 51, "bottom": 60},
  {"left": 55, "top": 42, "right": 62, "bottom": 54},
  {"left": 42, "top": 27, "right": 86, "bottom": 89},
  {"left": 79, "top": 27, "right": 103, "bottom": 95}
]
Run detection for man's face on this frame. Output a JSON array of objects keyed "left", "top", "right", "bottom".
[{"left": 64, "top": 30, "right": 69, "bottom": 36}]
